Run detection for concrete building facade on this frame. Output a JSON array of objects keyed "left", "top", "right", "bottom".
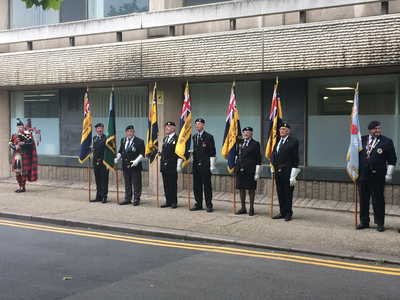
[{"left": 1, "top": 0, "right": 400, "bottom": 204}]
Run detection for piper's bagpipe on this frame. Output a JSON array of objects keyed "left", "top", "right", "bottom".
[{"left": 17, "top": 118, "right": 42, "bottom": 146}]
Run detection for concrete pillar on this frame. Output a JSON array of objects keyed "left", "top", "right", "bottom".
[
  {"left": 0, "top": 91, "right": 11, "bottom": 178},
  {"left": 0, "top": 0, "right": 9, "bottom": 53}
]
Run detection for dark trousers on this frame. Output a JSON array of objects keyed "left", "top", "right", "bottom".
[
  {"left": 94, "top": 165, "right": 109, "bottom": 200},
  {"left": 358, "top": 179, "right": 385, "bottom": 225},
  {"left": 162, "top": 172, "right": 178, "bottom": 205},
  {"left": 123, "top": 170, "right": 142, "bottom": 202},
  {"left": 193, "top": 169, "right": 213, "bottom": 208},
  {"left": 276, "top": 177, "right": 294, "bottom": 217}
]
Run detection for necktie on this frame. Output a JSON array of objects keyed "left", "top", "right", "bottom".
[
  {"left": 164, "top": 136, "right": 169, "bottom": 146},
  {"left": 242, "top": 141, "right": 247, "bottom": 150},
  {"left": 126, "top": 139, "right": 131, "bottom": 151},
  {"left": 197, "top": 133, "right": 200, "bottom": 145},
  {"left": 277, "top": 139, "right": 284, "bottom": 153},
  {"left": 368, "top": 138, "right": 374, "bottom": 153}
]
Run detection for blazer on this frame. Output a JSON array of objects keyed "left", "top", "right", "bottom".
[
  {"left": 118, "top": 136, "right": 145, "bottom": 172},
  {"left": 160, "top": 134, "right": 179, "bottom": 174},
  {"left": 358, "top": 134, "right": 397, "bottom": 182},
  {"left": 235, "top": 139, "right": 262, "bottom": 175},
  {"left": 92, "top": 134, "right": 106, "bottom": 167},
  {"left": 192, "top": 131, "right": 216, "bottom": 173},
  {"left": 273, "top": 135, "right": 299, "bottom": 180}
]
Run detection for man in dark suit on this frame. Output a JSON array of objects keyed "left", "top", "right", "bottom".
[
  {"left": 356, "top": 121, "right": 396, "bottom": 232},
  {"left": 235, "top": 127, "right": 262, "bottom": 216},
  {"left": 190, "top": 118, "right": 217, "bottom": 212},
  {"left": 272, "top": 122, "right": 300, "bottom": 221},
  {"left": 160, "top": 121, "right": 179, "bottom": 209},
  {"left": 115, "top": 125, "right": 145, "bottom": 206},
  {"left": 90, "top": 123, "right": 109, "bottom": 204}
]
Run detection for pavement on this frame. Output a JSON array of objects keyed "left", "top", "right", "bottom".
[{"left": 1, "top": 177, "right": 400, "bottom": 265}]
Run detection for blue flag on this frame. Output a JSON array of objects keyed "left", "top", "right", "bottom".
[
  {"left": 78, "top": 91, "right": 92, "bottom": 164},
  {"left": 145, "top": 83, "right": 159, "bottom": 166},
  {"left": 221, "top": 81, "right": 241, "bottom": 173},
  {"left": 265, "top": 80, "right": 283, "bottom": 170},
  {"left": 176, "top": 82, "right": 192, "bottom": 167}
]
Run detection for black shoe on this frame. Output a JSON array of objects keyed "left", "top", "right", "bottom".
[
  {"left": 102, "top": 198, "right": 107, "bottom": 204},
  {"left": 15, "top": 188, "right": 21, "bottom": 193},
  {"left": 235, "top": 208, "right": 247, "bottom": 215},
  {"left": 16, "top": 188, "right": 26, "bottom": 193},
  {"left": 133, "top": 200, "right": 140, "bottom": 206},
  {"left": 272, "top": 213, "right": 285, "bottom": 219},
  {"left": 249, "top": 208, "right": 255, "bottom": 216},
  {"left": 377, "top": 224, "right": 385, "bottom": 232},
  {"left": 171, "top": 204, "right": 178, "bottom": 209},
  {"left": 355, "top": 223, "right": 369, "bottom": 230},
  {"left": 119, "top": 200, "right": 132, "bottom": 205},
  {"left": 161, "top": 203, "right": 172, "bottom": 208},
  {"left": 90, "top": 198, "right": 101, "bottom": 202},
  {"left": 190, "top": 206, "right": 203, "bottom": 211},
  {"left": 207, "top": 207, "right": 213, "bottom": 213},
  {"left": 285, "top": 216, "right": 292, "bottom": 221}
]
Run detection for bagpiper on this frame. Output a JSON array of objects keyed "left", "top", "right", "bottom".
[{"left": 9, "top": 119, "right": 38, "bottom": 192}]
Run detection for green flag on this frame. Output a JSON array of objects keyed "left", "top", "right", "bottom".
[{"left": 103, "top": 90, "right": 116, "bottom": 171}]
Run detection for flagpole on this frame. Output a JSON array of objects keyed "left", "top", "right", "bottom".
[
  {"left": 354, "top": 181, "right": 358, "bottom": 227},
  {"left": 233, "top": 173, "right": 236, "bottom": 213},
  {"left": 187, "top": 163, "right": 191, "bottom": 210},
  {"left": 270, "top": 173, "right": 274, "bottom": 218},
  {"left": 88, "top": 157, "right": 91, "bottom": 201},
  {"left": 156, "top": 156, "right": 159, "bottom": 207}
]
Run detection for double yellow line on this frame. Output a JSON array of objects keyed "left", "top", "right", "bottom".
[{"left": 1, "top": 219, "right": 400, "bottom": 276}]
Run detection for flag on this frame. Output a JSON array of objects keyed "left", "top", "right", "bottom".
[
  {"left": 78, "top": 91, "right": 92, "bottom": 164},
  {"left": 145, "top": 83, "right": 159, "bottom": 166},
  {"left": 346, "top": 83, "right": 362, "bottom": 182},
  {"left": 176, "top": 81, "right": 192, "bottom": 167},
  {"left": 221, "top": 81, "right": 242, "bottom": 173},
  {"left": 103, "top": 90, "right": 117, "bottom": 171},
  {"left": 265, "top": 80, "right": 283, "bottom": 170}
]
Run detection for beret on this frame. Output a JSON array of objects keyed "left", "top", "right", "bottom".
[
  {"left": 95, "top": 123, "right": 104, "bottom": 128},
  {"left": 368, "top": 121, "right": 380, "bottom": 130},
  {"left": 165, "top": 121, "right": 176, "bottom": 126},
  {"left": 125, "top": 125, "right": 134, "bottom": 131},
  {"left": 243, "top": 127, "right": 253, "bottom": 132},
  {"left": 279, "top": 122, "right": 290, "bottom": 129},
  {"left": 195, "top": 118, "right": 205, "bottom": 124}
]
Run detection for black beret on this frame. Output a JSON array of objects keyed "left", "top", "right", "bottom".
[
  {"left": 195, "top": 118, "right": 205, "bottom": 124},
  {"left": 368, "top": 121, "right": 380, "bottom": 130},
  {"left": 17, "top": 120, "right": 24, "bottom": 126},
  {"left": 125, "top": 125, "right": 134, "bottom": 131},
  {"left": 165, "top": 121, "right": 176, "bottom": 127},
  {"left": 279, "top": 122, "right": 290, "bottom": 129},
  {"left": 243, "top": 127, "right": 253, "bottom": 132},
  {"left": 95, "top": 123, "right": 104, "bottom": 128}
]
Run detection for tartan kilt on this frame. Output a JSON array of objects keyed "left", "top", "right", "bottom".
[{"left": 12, "top": 153, "right": 31, "bottom": 171}]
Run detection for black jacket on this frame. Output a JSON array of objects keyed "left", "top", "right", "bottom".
[
  {"left": 160, "top": 134, "right": 179, "bottom": 174},
  {"left": 118, "top": 136, "right": 145, "bottom": 172},
  {"left": 358, "top": 134, "right": 397, "bottom": 182},
  {"left": 192, "top": 131, "right": 216, "bottom": 173},
  {"left": 235, "top": 138, "right": 262, "bottom": 175},
  {"left": 92, "top": 134, "right": 106, "bottom": 167},
  {"left": 273, "top": 135, "right": 299, "bottom": 180}
]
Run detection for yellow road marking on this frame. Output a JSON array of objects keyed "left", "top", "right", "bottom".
[{"left": 1, "top": 219, "right": 400, "bottom": 276}]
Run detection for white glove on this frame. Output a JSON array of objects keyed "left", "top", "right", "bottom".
[
  {"left": 385, "top": 165, "right": 395, "bottom": 183},
  {"left": 289, "top": 168, "right": 301, "bottom": 187},
  {"left": 210, "top": 157, "right": 217, "bottom": 173},
  {"left": 270, "top": 167, "right": 274, "bottom": 174},
  {"left": 114, "top": 153, "right": 122, "bottom": 163},
  {"left": 254, "top": 165, "right": 261, "bottom": 181},
  {"left": 188, "top": 150, "right": 194, "bottom": 153},
  {"left": 177, "top": 158, "right": 183, "bottom": 173},
  {"left": 130, "top": 154, "right": 145, "bottom": 167}
]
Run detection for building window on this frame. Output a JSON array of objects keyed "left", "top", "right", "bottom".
[
  {"left": 190, "top": 81, "right": 262, "bottom": 161},
  {"left": 88, "top": 0, "right": 149, "bottom": 19},
  {"left": 10, "top": 91, "right": 60, "bottom": 155},
  {"left": 89, "top": 86, "right": 149, "bottom": 145},
  {"left": 9, "top": 0, "right": 59, "bottom": 29},
  {"left": 184, "top": 0, "right": 232, "bottom": 6},
  {"left": 307, "top": 74, "right": 399, "bottom": 168}
]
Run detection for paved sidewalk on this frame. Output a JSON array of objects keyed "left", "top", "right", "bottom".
[{"left": 1, "top": 177, "right": 400, "bottom": 265}]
